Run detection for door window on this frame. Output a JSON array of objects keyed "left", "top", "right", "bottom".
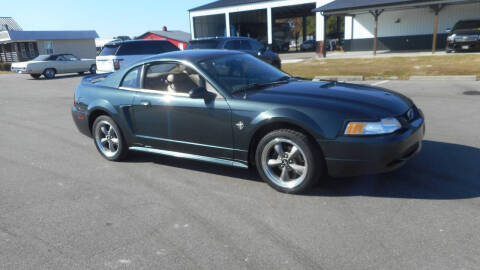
[
  {"left": 63, "top": 54, "right": 79, "bottom": 61},
  {"left": 239, "top": 40, "right": 252, "bottom": 50},
  {"left": 143, "top": 63, "right": 205, "bottom": 94}
]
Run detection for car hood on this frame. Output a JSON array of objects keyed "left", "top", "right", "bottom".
[{"left": 242, "top": 81, "right": 413, "bottom": 118}]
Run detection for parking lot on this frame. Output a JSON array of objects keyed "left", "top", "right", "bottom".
[{"left": 0, "top": 73, "right": 479, "bottom": 269}]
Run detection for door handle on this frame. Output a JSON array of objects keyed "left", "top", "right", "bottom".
[{"left": 139, "top": 100, "right": 151, "bottom": 107}]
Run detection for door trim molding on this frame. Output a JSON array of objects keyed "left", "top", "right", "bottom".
[{"left": 129, "top": 146, "right": 249, "bottom": 168}]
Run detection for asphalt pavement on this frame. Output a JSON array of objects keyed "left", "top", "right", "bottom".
[{"left": 1, "top": 73, "right": 479, "bottom": 270}]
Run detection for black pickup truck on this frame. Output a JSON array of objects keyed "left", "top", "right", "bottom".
[{"left": 446, "top": 20, "right": 480, "bottom": 53}]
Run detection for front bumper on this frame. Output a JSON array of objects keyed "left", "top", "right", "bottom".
[
  {"left": 447, "top": 41, "right": 480, "bottom": 51},
  {"left": 320, "top": 117, "right": 425, "bottom": 178},
  {"left": 11, "top": 67, "right": 29, "bottom": 74}
]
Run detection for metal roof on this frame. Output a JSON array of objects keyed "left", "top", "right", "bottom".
[
  {"left": 314, "top": 0, "right": 480, "bottom": 14},
  {"left": 190, "top": 0, "right": 275, "bottom": 11},
  {"left": 0, "top": 30, "right": 99, "bottom": 42},
  {"left": 140, "top": 30, "right": 191, "bottom": 42},
  {"left": 0, "top": 17, "right": 23, "bottom": 31}
]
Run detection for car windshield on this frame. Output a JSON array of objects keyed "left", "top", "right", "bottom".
[
  {"left": 187, "top": 40, "right": 220, "bottom": 49},
  {"left": 454, "top": 21, "right": 480, "bottom": 30},
  {"left": 197, "top": 53, "right": 289, "bottom": 94},
  {"left": 32, "top": 55, "right": 50, "bottom": 61}
]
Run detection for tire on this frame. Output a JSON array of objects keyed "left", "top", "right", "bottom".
[
  {"left": 89, "top": 64, "right": 97, "bottom": 74},
  {"left": 43, "top": 68, "right": 56, "bottom": 79},
  {"left": 30, "top": 74, "right": 41, "bottom": 79},
  {"left": 255, "top": 129, "right": 323, "bottom": 193},
  {"left": 92, "top": 115, "right": 128, "bottom": 161}
]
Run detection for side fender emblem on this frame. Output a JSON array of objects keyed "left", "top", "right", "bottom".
[{"left": 235, "top": 121, "right": 246, "bottom": 130}]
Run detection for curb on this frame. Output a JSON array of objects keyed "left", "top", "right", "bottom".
[
  {"left": 313, "top": 75, "right": 364, "bottom": 81},
  {"left": 409, "top": 75, "right": 478, "bottom": 81}
]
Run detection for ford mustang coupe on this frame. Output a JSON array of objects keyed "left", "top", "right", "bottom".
[{"left": 72, "top": 50, "right": 425, "bottom": 193}]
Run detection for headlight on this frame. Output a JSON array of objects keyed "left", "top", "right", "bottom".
[
  {"left": 447, "top": 34, "right": 455, "bottom": 42},
  {"left": 345, "top": 118, "right": 402, "bottom": 135}
]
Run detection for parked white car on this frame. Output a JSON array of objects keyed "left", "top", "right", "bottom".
[
  {"left": 11, "top": 54, "right": 96, "bottom": 79},
  {"left": 96, "top": 40, "right": 179, "bottom": 74}
]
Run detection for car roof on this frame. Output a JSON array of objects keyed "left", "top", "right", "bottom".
[
  {"left": 105, "top": 39, "right": 172, "bottom": 46},
  {"left": 191, "top": 37, "right": 253, "bottom": 42},
  {"left": 142, "top": 49, "right": 243, "bottom": 62}
]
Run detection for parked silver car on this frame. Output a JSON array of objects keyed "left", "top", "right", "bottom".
[{"left": 11, "top": 54, "right": 96, "bottom": 79}]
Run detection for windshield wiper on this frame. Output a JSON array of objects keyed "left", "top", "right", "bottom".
[{"left": 231, "top": 76, "right": 291, "bottom": 96}]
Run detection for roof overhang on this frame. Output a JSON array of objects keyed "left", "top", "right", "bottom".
[
  {"left": 0, "top": 30, "right": 99, "bottom": 43},
  {"left": 314, "top": 0, "right": 480, "bottom": 16}
]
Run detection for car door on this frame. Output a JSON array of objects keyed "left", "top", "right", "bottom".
[
  {"left": 131, "top": 61, "right": 234, "bottom": 160},
  {"left": 129, "top": 63, "right": 173, "bottom": 150},
  {"left": 64, "top": 54, "right": 85, "bottom": 72},
  {"left": 54, "top": 55, "right": 67, "bottom": 73}
]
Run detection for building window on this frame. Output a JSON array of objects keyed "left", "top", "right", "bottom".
[
  {"left": 20, "top": 43, "right": 27, "bottom": 58},
  {"left": 28, "top": 43, "right": 36, "bottom": 58},
  {"left": 44, "top": 41, "right": 53, "bottom": 54}
]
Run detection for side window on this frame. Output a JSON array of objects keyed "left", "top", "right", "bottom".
[
  {"left": 240, "top": 40, "right": 252, "bottom": 50},
  {"left": 224, "top": 41, "right": 237, "bottom": 50},
  {"left": 121, "top": 66, "right": 142, "bottom": 88},
  {"left": 56, "top": 55, "right": 66, "bottom": 61},
  {"left": 143, "top": 62, "right": 206, "bottom": 94},
  {"left": 249, "top": 40, "right": 263, "bottom": 51}
]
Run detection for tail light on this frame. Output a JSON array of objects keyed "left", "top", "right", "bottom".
[{"left": 113, "top": 59, "right": 123, "bottom": 70}]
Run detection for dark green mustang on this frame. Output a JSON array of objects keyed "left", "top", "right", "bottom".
[{"left": 72, "top": 50, "right": 425, "bottom": 193}]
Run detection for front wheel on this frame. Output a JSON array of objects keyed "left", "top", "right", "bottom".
[
  {"left": 92, "top": 115, "right": 128, "bottom": 161},
  {"left": 255, "top": 129, "right": 323, "bottom": 193}
]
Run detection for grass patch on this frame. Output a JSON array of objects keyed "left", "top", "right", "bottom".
[{"left": 283, "top": 54, "right": 480, "bottom": 80}]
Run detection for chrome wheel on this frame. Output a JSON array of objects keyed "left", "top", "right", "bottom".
[
  {"left": 95, "top": 120, "right": 120, "bottom": 158},
  {"left": 261, "top": 138, "right": 308, "bottom": 189}
]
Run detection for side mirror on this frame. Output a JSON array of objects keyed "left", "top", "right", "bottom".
[
  {"left": 258, "top": 46, "right": 267, "bottom": 56},
  {"left": 189, "top": 87, "right": 208, "bottom": 99},
  {"left": 445, "top": 28, "right": 451, "bottom": 34}
]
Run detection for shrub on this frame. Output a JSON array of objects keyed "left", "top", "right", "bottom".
[{"left": 0, "top": 62, "right": 12, "bottom": 71}]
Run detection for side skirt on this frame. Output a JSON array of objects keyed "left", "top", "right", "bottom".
[{"left": 129, "top": 146, "right": 249, "bottom": 169}]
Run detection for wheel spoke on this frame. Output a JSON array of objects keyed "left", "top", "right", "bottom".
[
  {"left": 290, "top": 164, "right": 305, "bottom": 176},
  {"left": 111, "top": 138, "right": 119, "bottom": 145},
  {"left": 280, "top": 167, "right": 290, "bottom": 181},
  {"left": 274, "top": 143, "right": 285, "bottom": 157},
  {"left": 288, "top": 146, "right": 299, "bottom": 158},
  {"left": 108, "top": 141, "right": 115, "bottom": 152},
  {"left": 267, "top": 159, "right": 282, "bottom": 167},
  {"left": 100, "top": 138, "right": 108, "bottom": 144},
  {"left": 100, "top": 126, "right": 108, "bottom": 135},
  {"left": 108, "top": 126, "right": 114, "bottom": 136}
]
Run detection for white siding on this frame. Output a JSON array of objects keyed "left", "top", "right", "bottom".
[
  {"left": 348, "top": 2, "right": 480, "bottom": 39},
  {"left": 37, "top": 39, "right": 96, "bottom": 59}
]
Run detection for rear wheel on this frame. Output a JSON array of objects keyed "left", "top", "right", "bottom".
[
  {"left": 30, "top": 74, "right": 41, "bottom": 79},
  {"left": 89, "top": 64, "right": 96, "bottom": 74},
  {"left": 255, "top": 129, "right": 323, "bottom": 193},
  {"left": 43, "top": 68, "right": 56, "bottom": 79},
  {"left": 92, "top": 115, "right": 128, "bottom": 161}
]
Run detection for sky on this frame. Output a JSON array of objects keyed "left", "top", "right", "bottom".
[{"left": 3, "top": 0, "right": 213, "bottom": 38}]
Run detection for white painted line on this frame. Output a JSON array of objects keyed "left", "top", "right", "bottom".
[{"left": 371, "top": 80, "right": 390, "bottom": 86}]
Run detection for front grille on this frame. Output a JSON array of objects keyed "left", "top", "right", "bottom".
[{"left": 454, "top": 35, "right": 479, "bottom": 42}]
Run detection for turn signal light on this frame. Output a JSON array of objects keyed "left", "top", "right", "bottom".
[{"left": 345, "top": 123, "right": 367, "bottom": 135}]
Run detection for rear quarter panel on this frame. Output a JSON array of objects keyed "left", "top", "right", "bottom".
[{"left": 75, "top": 83, "right": 136, "bottom": 144}]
